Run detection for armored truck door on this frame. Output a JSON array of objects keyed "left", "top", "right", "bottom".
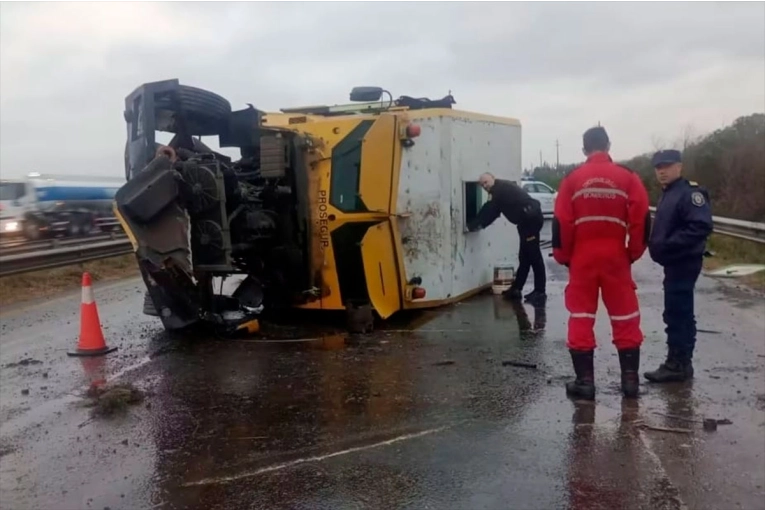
[
  {"left": 361, "top": 219, "right": 401, "bottom": 319},
  {"left": 358, "top": 114, "right": 399, "bottom": 215}
]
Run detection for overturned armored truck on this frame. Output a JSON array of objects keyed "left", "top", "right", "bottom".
[{"left": 115, "top": 79, "right": 523, "bottom": 334}]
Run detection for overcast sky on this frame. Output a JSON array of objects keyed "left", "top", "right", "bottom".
[{"left": 1, "top": 1, "right": 763, "bottom": 179}]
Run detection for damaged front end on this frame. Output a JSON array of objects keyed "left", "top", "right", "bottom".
[{"left": 116, "top": 79, "right": 312, "bottom": 334}]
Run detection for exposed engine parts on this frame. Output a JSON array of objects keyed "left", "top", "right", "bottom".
[{"left": 115, "top": 80, "right": 312, "bottom": 332}]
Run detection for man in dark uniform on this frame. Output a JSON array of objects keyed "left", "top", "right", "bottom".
[
  {"left": 644, "top": 149, "right": 713, "bottom": 383},
  {"left": 467, "top": 172, "right": 547, "bottom": 305}
]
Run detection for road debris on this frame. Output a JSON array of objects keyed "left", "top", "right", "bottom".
[
  {"left": 433, "top": 360, "right": 455, "bottom": 366},
  {"left": 5, "top": 358, "right": 42, "bottom": 368},
  {"left": 636, "top": 420, "right": 693, "bottom": 434},
  {"left": 652, "top": 412, "right": 700, "bottom": 424},
  {"left": 703, "top": 419, "right": 718, "bottom": 432},
  {"left": 651, "top": 412, "right": 732, "bottom": 431},
  {"left": 502, "top": 361, "right": 538, "bottom": 370},
  {"left": 83, "top": 383, "right": 144, "bottom": 418}
]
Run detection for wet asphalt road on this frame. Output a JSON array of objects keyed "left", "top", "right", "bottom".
[{"left": 1, "top": 229, "right": 764, "bottom": 510}]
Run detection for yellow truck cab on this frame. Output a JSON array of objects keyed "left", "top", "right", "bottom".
[{"left": 115, "top": 80, "right": 522, "bottom": 334}]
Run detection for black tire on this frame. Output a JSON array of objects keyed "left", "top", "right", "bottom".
[
  {"left": 80, "top": 215, "right": 94, "bottom": 236},
  {"left": 176, "top": 85, "right": 231, "bottom": 121},
  {"left": 143, "top": 291, "right": 159, "bottom": 317},
  {"left": 67, "top": 217, "right": 81, "bottom": 237},
  {"left": 23, "top": 220, "right": 40, "bottom": 241}
]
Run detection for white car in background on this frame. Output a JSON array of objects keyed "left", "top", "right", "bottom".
[{"left": 520, "top": 178, "right": 558, "bottom": 216}]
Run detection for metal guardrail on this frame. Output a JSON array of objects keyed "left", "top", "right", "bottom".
[
  {"left": 0, "top": 233, "right": 128, "bottom": 257},
  {"left": 649, "top": 207, "right": 765, "bottom": 244},
  {"left": 0, "top": 239, "right": 133, "bottom": 277},
  {"left": 1, "top": 209, "right": 762, "bottom": 277}
]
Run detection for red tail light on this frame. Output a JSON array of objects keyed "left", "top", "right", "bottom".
[
  {"left": 406, "top": 124, "right": 421, "bottom": 138},
  {"left": 412, "top": 287, "right": 426, "bottom": 299}
]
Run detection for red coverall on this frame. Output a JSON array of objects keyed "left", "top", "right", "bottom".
[{"left": 552, "top": 153, "right": 650, "bottom": 351}]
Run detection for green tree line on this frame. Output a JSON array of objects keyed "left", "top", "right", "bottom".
[{"left": 531, "top": 113, "right": 765, "bottom": 222}]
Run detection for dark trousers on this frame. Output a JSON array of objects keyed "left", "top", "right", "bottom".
[
  {"left": 663, "top": 258, "right": 703, "bottom": 360},
  {"left": 513, "top": 210, "right": 546, "bottom": 293}
]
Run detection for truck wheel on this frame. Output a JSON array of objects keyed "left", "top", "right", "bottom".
[
  {"left": 80, "top": 217, "right": 93, "bottom": 236},
  {"left": 143, "top": 291, "right": 159, "bottom": 317},
  {"left": 23, "top": 221, "right": 40, "bottom": 241},
  {"left": 67, "top": 219, "right": 81, "bottom": 237},
  {"left": 177, "top": 85, "right": 231, "bottom": 122}
]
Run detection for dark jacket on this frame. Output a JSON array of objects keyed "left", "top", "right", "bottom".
[
  {"left": 470, "top": 179, "right": 541, "bottom": 229},
  {"left": 648, "top": 178, "right": 713, "bottom": 266}
]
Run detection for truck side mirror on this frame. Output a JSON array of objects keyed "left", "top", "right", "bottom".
[{"left": 349, "top": 86, "right": 384, "bottom": 102}]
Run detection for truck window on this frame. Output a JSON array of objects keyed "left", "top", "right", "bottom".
[
  {"left": 330, "top": 120, "right": 374, "bottom": 213},
  {"left": 0, "top": 182, "right": 25, "bottom": 201},
  {"left": 463, "top": 181, "right": 487, "bottom": 231}
]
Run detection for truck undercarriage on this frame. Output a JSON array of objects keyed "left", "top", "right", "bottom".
[{"left": 116, "top": 80, "right": 313, "bottom": 333}]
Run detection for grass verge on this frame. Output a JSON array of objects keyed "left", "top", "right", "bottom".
[
  {"left": 0, "top": 254, "right": 139, "bottom": 308},
  {"left": 704, "top": 234, "right": 765, "bottom": 292}
]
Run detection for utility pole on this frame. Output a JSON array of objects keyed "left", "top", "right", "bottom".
[
  {"left": 539, "top": 150, "right": 543, "bottom": 168},
  {"left": 555, "top": 139, "right": 560, "bottom": 168}
]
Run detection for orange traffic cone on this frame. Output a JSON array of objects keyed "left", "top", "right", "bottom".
[{"left": 67, "top": 272, "right": 117, "bottom": 357}]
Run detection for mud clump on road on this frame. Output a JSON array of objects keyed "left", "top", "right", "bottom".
[
  {"left": 0, "top": 439, "right": 16, "bottom": 459},
  {"left": 84, "top": 383, "right": 144, "bottom": 418},
  {"left": 4, "top": 358, "right": 43, "bottom": 368}
]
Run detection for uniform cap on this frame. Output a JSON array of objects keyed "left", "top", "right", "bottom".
[{"left": 652, "top": 149, "right": 682, "bottom": 167}]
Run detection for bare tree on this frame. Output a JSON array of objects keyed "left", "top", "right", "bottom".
[{"left": 650, "top": 133, "right": 666, "bottom": 152}]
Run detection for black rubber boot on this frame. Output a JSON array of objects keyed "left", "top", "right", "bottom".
[
  {"left": 565, "top": 349, "right": 595, "bottom": 400},
  {"left": 502, "top": 288, "right": 522, "bottom": 301},
  {"left": 644, "top": 348, "right": 694, "bottom": 383},
  {"left": 618, "top": 348, "right": 640, "bottom": 398}
]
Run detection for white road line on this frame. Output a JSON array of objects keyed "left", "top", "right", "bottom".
[
  {"left": 182, "top": 425, "right": 450, "bottom": 487},
  {"left": 637, "top": 430, "right": 689, "bottom": 510},
  {"left": 105, "top": 355, "right": 153, "bottom": 383}
]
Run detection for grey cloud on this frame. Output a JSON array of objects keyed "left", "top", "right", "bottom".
[
  {"left": 442, "top": 2, "right": 764, "bottom": 86},
  {"left": 0, "top": 1, "right": 763, "bottom": 176}
]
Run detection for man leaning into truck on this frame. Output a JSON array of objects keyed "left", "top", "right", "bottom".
[{"left": 467, "top": 172, "right": 547, "bottom": 305}]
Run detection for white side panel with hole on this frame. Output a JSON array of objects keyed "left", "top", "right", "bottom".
[{"left": 396, "top": 114, "right": 522, "bottom": 302}]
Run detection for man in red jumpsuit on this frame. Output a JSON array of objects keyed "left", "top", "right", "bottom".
[{"left": 552, "top": 126, "right": 650, "bottom": 400}]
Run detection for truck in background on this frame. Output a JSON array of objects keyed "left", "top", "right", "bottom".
[{"left": 0, "top": 173, "right": 124, "bottom": 241}]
